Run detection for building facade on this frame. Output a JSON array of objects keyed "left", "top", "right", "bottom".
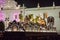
[{"left": 0, "top": 0, "right": 60, "bottom": 33}]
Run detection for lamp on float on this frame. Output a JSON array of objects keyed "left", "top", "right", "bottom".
[
  {"left": 52, "top": 2, "right": 55, "bottom": 9},
  {"left": 37, "top": 3, "right": 40, "bottom": 9}
]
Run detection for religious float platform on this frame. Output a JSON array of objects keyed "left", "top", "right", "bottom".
[{"left": 0, "top": 0, "right": 60, "bottom": 40}]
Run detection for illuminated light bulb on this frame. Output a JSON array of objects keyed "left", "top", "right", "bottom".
[
  {"left": 11, "top": 11, "right": 20, "bottom": 22},
  {"left": 0, "top": 0, "right": 6, "bottom": 7},
  {"left": 37, "top": 3, "right": 40, "bottom": 8},
  {"left": 53, "top": 2, "right": 55, "bottom": 7}
]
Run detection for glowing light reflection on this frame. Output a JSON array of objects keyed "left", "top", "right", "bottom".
[
  {"left": 0, "top": 11, "right": 5, "bottom": 21},
  {"left": 12, "top": 11, "right": 20, "bottom": 22},
  {"left": 0, "top": 0, "right": 6, "bottom": 7}
]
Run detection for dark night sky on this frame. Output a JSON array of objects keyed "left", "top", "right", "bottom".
[{"left": 15, "top": 0, "right": 60, "bottom": 8}]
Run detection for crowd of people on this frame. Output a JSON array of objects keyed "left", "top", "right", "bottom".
[
  {"left": 0, "top": 13, "right": 56, "bottom": 32},
  {"left": 5, "top": 13, "right": 56, "bottom": 32}
]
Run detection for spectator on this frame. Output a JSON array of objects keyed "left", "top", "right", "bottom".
[{"left": 0, "top": 21, "right": 5, "bottom": 31}]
